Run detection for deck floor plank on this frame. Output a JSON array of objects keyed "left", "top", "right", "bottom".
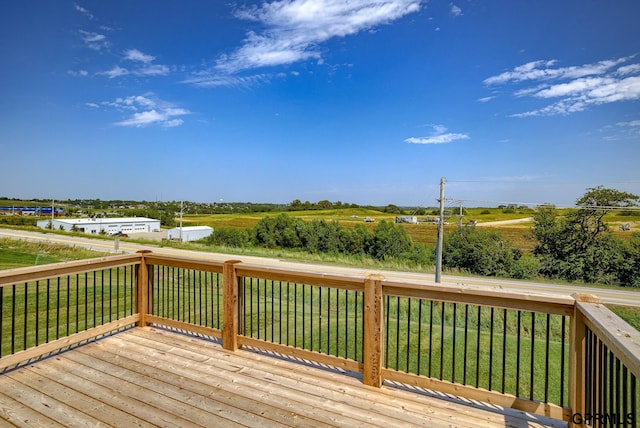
[
  {"left": 125, "top": 330, "right": 460, "bottom": 427},
  {"left": 0, "top": 327, "right": 567, "bottom": 428},
  {"left": 71, "top": 343, "right": 331, "bottom": 428},
  {"left": 0, "top": 389, "right": 66, "bottom": 428},
  {"left": 89, "top": 336, "right": 380, "bottom": 427}
]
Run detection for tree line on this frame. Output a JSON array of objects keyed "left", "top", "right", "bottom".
[
  {"left": 206, "top": 214, "right": 432, "bottom": 266},
  {"left": 205, "top": 186, "right": 640, "bottom": 287}
]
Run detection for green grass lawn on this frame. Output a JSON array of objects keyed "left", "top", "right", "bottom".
[{"left": 0, "top": 238, "right": 108, "bottom": 270}]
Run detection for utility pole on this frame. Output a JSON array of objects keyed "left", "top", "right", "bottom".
[
  {"left": 435, "top": 178, "right": 445, "bottom": 283},
  {"left": 179, "top": 201, "right": 184, "bottom": 242},
  {"left": 458, "top": 201, "right": 463, "bottom": 229}
]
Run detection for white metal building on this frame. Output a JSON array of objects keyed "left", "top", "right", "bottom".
[
  {"left": 36, "top": 217, "right": 161, "bottom": 235},
  {"left": 167, "top": 226, "right": 213, "bottom": 242},
  {"left": 395, "top": 216, "right": 418, "bottom": 224}
]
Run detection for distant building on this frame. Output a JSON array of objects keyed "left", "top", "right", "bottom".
[
  {"left": 36, "top": 217, "right": 161, "bottom": 235},
  {"left": 167, "top": 226, "right": 213, "bottom": 242},
  {"left": 395, "top": 216, "right": 418, "bottom": 224}
]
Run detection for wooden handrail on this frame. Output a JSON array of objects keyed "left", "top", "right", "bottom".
[
  {"left": 0, "top": 253, "right": 142, "bottom": 287},
  {"left": 576, "top": 299, "right": 640, "bottom": 379}
]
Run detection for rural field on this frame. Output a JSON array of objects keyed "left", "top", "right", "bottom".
[{"left": 177, "top": 206, "right": 640, "bottom": 254}]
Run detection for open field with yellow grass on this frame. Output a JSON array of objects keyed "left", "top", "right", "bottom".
[{"left": 176, "top": 207, "right": 638, "bottom": 255}]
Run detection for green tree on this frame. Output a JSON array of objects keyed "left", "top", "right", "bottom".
[
  {"left": 343, "top": 224, "right": 372, "bottom": 255},
  {"left": 369, "top": 220, "right": 413, "bottom": 260},
  {"left": 443, "top": 227, "right": 516, "bottom": 276},
  {"left": 620, "top": 233, "right": 640, "bottom": 287},
  {"left": 253, "top": 214, "right": 302, "bottom": 248},
  {"left": 206, "top": 227, "right": 250, "bottom": 247},
  {"left": 531, "top": 187, "right": 639, "bottom": 285}
]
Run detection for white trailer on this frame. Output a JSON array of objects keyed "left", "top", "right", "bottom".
[{"left": 167, "top": 226, "right": 213, "bottom": 242}]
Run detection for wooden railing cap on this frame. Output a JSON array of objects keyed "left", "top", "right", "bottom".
[{"left": 571, "top": 293, "right": 602, "bottom": 304}]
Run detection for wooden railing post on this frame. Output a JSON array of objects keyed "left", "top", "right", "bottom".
[
  {"left": 223, "top": 260, "right": 242, "bottom": 352},
  {"left": 363, "top": 274, "right": 384, "bottom": 388},
  {"left": 569, "top": 294, "right": 599, "bottom": 427},
  {"left": 136, "top": 250, "right": 153, "bottom": 327}
]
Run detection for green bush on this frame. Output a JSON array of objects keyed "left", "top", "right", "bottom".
[
  {"left": 206, "top": 227, "right": 251, "bottom": 247},
  {"left": 510, "top": 255, "right": 540, "bottom": 279},
  {"left": 443, "top": 228, "right": 515, "bottom": 276}
]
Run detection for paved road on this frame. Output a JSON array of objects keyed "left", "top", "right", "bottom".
[{"left": 2, "top": 227, "right": 639, "bottom": 307}]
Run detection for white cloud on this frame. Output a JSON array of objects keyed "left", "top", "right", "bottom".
[
  {"left": 79, "top": 30, "right": 109, "bottom": 51},
  {"left": 124, "top": 49, "right": 155, "bottom": 63},
  {"left": 616, "top": 64, "right": 640, "bottom": 76},
  {"left": 484, "top": 55, "right": 640, "bottom": 116},
  {"left": 450, "top": 4, "right": 462, "bottom": 16},
  {"left": 98, "top": 94, "right": 190, "bottom": 128},
  {"left": 617, "top": 119, "right": 640, "bottom": 127},
  {"left": 100, "top": 65, "right": 129, "bottom": 79},
  {"left": 74, "top": 3, "right": 94, "bottom": 19},
  {"left": 95, "top": 50, "right": 170, "bottom": 79},
  {"left": 183, "top": 73, "right": 271, "bottom": 88},
  {"left": 68, "top": 69, "right": 89, "bottom": 77},
  {"left": 211, "top": 0, "right": 423, "bottom": 75},
  {"left": 477, "top": 96, "right": 494, "bottom": 103},
  {"left": 135, "top": 64, "right": 170, "bottom": 76},
  {"left": 405, "top": 124, "right": 469, "bottom": 145},
  {"left": 601, "top": 118, "right": 640, "bottom": 140}
]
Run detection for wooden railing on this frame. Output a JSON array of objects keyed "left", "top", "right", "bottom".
[{"left": 1, "top": 251, "right": 638, "bottom": 426}]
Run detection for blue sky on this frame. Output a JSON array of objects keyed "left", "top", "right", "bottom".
[{"left": 1, "top": 1, "right": 639, "bottom": 207}]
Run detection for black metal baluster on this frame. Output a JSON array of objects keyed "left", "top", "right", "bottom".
[
  {"left": 501, "top": 309, "right": 507, "bottom": 394},
  {"left": 66, "top": 276, "right": 71, "bottom": 336},
  {"left": 440, "top": 302, "right": 445, "bottom": 380},
  {"left": 11, "top": 285, "right": 16, "bottom": 354},
  {"left": 516, "top": 311, "right": 522, "bottom": 396},
  {"left": 46, "top": 279, "right": 51, "bottom": 343},
  {"left": 428, "top": 300, "right": 434, "bottom": 378},
  {"left": 100, "top": 269, "right": 104, "bottom": 325},
  {"left": 489, "top": 307, "right": 494, "bottom": 391},
  {"left": 345, "top": 290, "right": 349, "bottom": 359},
  {"left": 23, "top": 283, "right": 28, "bottom": 350},
  {"left": 336, "top": 288, "right": 340, "bottom": 357},
  {"left": 271, "top": 280, "right": 275, "bottom": 342},
  {"left": 327, "top": 288, "right": 331, "bottom": 355},
  {"left": 475, "top": 306, "right": 481, "bottom": 388},
  {"left": 417, "top": 299, "right": 423, "bottom": 376},
  {"left": 93, "top": 271, "right": 97, "bottom": 328},
  {"left": 109, "top": 268, "right": 113, "bottom": 322},
  {"left": 544, "top": 313, "right": 550, "bottom": 403},
  {"left": 0, "top": 287, "right": 3, "bottom": 357},
  {"left": 560, "top": 316, "right": 567, "bottom": 407},
  {"left": 406, "top": 298, "right": 411, "bottom": 373},
  {"left": 385, "top": 295, "right": 390, "bottom": 368},
  {"left": 530, "top": 312, "right": 535, "bottom": 400},
  {"left": 55, "top": 277, "right": 61, "bottom": 340},
  {"left": 301, "top": 283, "right": 305, "bottom": 348},
  {"left": 75, "top": 274, "right": 79, "bottom": 332},
  {"left": 295, "top": 282, "right": 300, "bottom": 348}
]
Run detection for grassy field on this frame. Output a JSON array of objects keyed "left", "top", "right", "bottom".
[
  {"left": 180, "top": 206, "right": 639, "bottom": 253},
  {"left": 0, "top": 238, "right": 109, "bottom": 270}
]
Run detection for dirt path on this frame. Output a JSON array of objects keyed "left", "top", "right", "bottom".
[{"left": 476, "top": 217, "right": 533, "bottom": 227}]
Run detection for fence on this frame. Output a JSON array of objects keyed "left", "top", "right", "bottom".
[{"left": 1, "top": 251, "right": 638, "bottom": 426}]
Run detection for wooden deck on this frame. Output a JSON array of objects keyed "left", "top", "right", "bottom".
[{"left": 0, "top": 327, "right": 566, "bottom": 428}]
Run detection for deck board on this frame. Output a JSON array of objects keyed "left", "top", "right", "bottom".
[{"left": 0, "top": 327, "right": 566, "bottom": 428}]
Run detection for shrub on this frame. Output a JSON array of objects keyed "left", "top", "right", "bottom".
[
  {"left": 510, "top": 255, "right": 540, "bottom": 279},
  {"left": 206, "top": 227, "right": 250, "bottom": 247},
  {"left": 443, "top": 228, "right": 515, "bottom": 276}
]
